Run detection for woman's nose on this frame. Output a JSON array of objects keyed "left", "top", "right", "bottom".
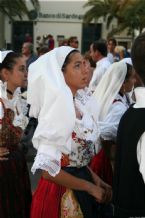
[
  {"left": 82, "top": 60, "right": 89, "bottom": 74},
  {"left": 24, "top": 70, "right": 28, "bottom": 78}
]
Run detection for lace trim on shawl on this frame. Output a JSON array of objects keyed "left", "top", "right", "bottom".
[{"left": 31, "top": 153, "right": 61, "bottom": 177}]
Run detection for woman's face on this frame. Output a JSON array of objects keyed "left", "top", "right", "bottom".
[
  {"left": 63, "top": 52, "right": 88, "bottom": 95},
  {"left": 4, "top": 57, "right": 27, "bottom": 90},
  {"left": 83, "top": 59, "right": 93, "bottom": 86}
]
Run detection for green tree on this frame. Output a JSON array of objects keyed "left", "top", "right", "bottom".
[
  {"left": 0, "top": 0, "right": 39, "bottom": 48},
  {"left": 121, "top": 0, "right": 145, "bottom": 34},
  {"left": 83, "top": 0, "right": 145, "bottom": 38},
  {"left": 0, "top": 0, "right": 39, "bottom": 19}
]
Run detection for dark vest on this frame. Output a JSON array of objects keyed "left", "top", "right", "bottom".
[{"left": 113, "top": 106, "right": 145, "bottom": 217}]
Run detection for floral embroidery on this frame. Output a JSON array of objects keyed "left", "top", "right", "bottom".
[
  {"left": 0, "top": 99, "right": 23, "bottom": 147},
  {"left": 69, "top": 131, "right": 95, "bottom": 167},
  {"left": 61, "top": 88, "right": 99, "bottom": 168},
  {"left": 61, "top": 189, "right": 83, "bottom": 218}
]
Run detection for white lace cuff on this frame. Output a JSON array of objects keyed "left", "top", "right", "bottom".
[{"left": 31, "top": 153, "right": 61, "bottom": 177}]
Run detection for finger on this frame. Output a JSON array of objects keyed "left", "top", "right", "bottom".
[
  {"left": 0, "top": 152, "right": 10, "bottom": 157},
  {"left": 0, "top": 147, "right": 9, "bottom": 152},
  {"left": 0, "top": 157, "right": 9, "bottom": 161},
  {"left": 105, "top": 190, "right": 112, "bottom": 203},
  {"left": 0, "top": 151, "right": 9, "bottom": 155}
]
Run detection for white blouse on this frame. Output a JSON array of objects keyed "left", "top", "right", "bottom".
[
  {"left": 0, "top": 81, "right": 28, "bottom": 130},
  {"left": 31, "top": 88, "right": 100, "bottom": 175},
  {"left": 99, "top": 93, "right": 129, "bottom": 142},
  {"left": 68, "top": 95, "right": 100, "bottom": 167}
]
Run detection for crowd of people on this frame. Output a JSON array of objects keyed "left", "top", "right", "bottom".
[{"left": 0, "top": 32, "right": 145, "bottom": 218}]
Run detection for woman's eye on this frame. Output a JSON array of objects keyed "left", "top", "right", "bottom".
[
  {"left": 74, "top": 63, "right": 80, "bottom": 69},
  {"left": 19, "top": 67, "right": 27, "bottom": 73}
]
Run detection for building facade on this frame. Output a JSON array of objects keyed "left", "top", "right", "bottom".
[{"left": 4, "top": 0, "right": 132, "bottom": 53}]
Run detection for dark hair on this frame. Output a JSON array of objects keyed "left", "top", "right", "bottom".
[
  {"left": 38, "top": 46, "right": 49, "bottom": 56},
  {"left": 68, "top": 36, "right": 78, "bottom": 45},
  {"left": 131, "top": 32, "right": 145, "bottom": 84},
  {"left": 83, "top": 51, "right": 96, "bottom": 68},
  {"left": 108, "top": 38, "right": 117, "bottom": 46},
  {"left": 125, "top": 63, "right": 133, "bottom": 81},
  {"left": 0, "top": 52, "right": 23, "bottom": 71},
  {"left": 61, "top": 49, "right": 79, "bottom": 72},
  {"left": 92, "top": 40, "right": 107, "bottom": 57},
  {"left": 23, "top": 42, "right": 33, "bottom": 54}
]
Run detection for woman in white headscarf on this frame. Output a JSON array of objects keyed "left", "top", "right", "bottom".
[
  {"left": 0, "top": 51, "right": 31, "bottom": 218},
  {"left": 89, "top": 60, "right": 136, "bottom": 186},
  {"left": 30, "top": 46, "right": 112, "bottom": 218}
]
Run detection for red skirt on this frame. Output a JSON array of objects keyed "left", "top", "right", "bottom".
[
  {"left": 89, "top": 148, "right": 113, "bottom": 186},
  {"left": 31, "top": 177, "right": 66, "bottom": 218},
  {"left": 31, "top": 167, "right": 99, "bottom": 218}
]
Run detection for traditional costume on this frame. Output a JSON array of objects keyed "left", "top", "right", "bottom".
[{"left": 0, "top": 50, "right": 31, "bottom": 217}]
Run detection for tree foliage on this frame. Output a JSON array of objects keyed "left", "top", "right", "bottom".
[
  {"left": 83, "top": 0, "right": 145, "bottom": 37},
  {"left": 0, "top": 0, "right": 39, "bottom": 20}
]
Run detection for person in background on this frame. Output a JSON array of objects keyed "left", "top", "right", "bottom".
[
  {"left": 114, "top": 45, "right": 126, "bottom": 61},
  {"left": 90, "top": 60, "right": 136, "bottom": 179},
  {"left": 113, "top": 31, "right": 145, "bottom": 218},
  {"left": 68, "top": 36, "right": 79, "bottom": 49},
  {"left": 48, "top": 34, "right": 55, "bottom": 50},
  {"left": 0, "top": 51, "right": 32, "bottom": 218},
  {"left": 89, "top": 40, "right": 111, "bottom": 91},
  {"left": 107, "top": 37, "right": 117, "bottom": 63},
  {"left": 37, "top": 46, "right": 49, "bottom": 57},
  {"left": 29, "top": 46, "right": 112, "bottom": 218},
  {"left": 22, "top": 42, "right": 37, "bottom": 70},
  {"left": 24, "top": 33, "right": 33, "bottom": 43},
  {"left": 59, "top": 38, "right": 69, "bottom": 47},
  {"left": 36, "top": 36, "right": 43, "bottom": 54}
]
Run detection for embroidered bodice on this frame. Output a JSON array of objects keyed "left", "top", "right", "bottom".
[
  {"left": 66, "top": 89, "right": 100, "bottom": 167},
  {"left": 0, "top": 81, "right": 29, "bottom": 147}
]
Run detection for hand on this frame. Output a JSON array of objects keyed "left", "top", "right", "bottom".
[
  {"left": 0, "top": 147, "right": 9, "bottom": 160},
  {"left": 87, "top": 166, "right": 112, "bottom": 203},
  {"left": 88, "top": 182, "right": 107, "bottom": 203}
]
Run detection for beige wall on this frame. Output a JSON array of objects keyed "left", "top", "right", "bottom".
[
  {"left": 34, "top": 21, "right": 82, "bottom": 49},
  {"left": 4, "top": 0, "right": 132, "bottom": 51}
]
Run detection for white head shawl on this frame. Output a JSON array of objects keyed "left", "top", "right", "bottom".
[
  {"left": 0, "top": 50, "right": 13, "bottom": 63},
  {"left": 27, "top": 46, "right": 76, "bottom": 176},
  {"left": 0, "top": 50, "right": 13, "bottom": 98},
  {"left": 0, "top": 50, "right": 13, "bottom": 107},
  {"left": 92, "top": 61, "right": 127, "bottom": 121}
]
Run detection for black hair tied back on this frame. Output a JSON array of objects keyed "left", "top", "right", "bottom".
[{"left": 0, "top": 52, "right": 22, "bottom": 71}]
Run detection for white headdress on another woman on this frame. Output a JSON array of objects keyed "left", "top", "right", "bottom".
[{"left": 86, "top": 61, "right": 128, "bottom": 122}]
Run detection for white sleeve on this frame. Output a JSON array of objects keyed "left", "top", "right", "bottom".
[
  {"left": 31, "top": 90, "right": 75, "bottom": 177},
  {"left": 99, "top": 102, "right": 127, "bottom": 141},
  {"left": 137, "top": 132, "right": 145, "bottom": 183}
]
